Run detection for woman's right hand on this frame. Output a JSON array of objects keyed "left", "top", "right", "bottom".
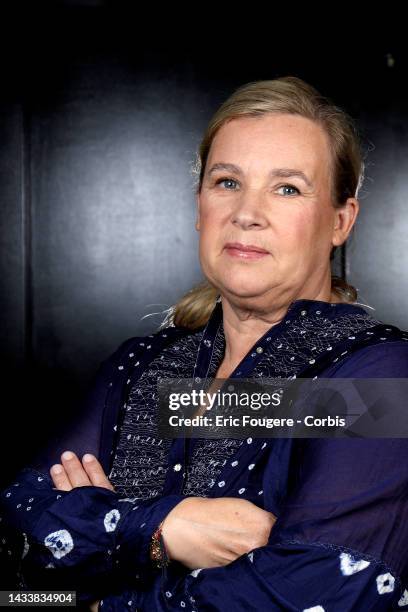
[{"left": 161, "top": 497, "right": 276, "bottom": 570}]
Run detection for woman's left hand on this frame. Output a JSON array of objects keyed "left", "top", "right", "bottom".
[{"left": 50, "top": 451, "right": 115, "bottom": 491}]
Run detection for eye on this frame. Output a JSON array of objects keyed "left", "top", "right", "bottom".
[
  {"left": 215, "top": 177, "right": 239, "bottom": 190},
  {"left": 277, "top": 184, "right": 300, "bottom": 196}
]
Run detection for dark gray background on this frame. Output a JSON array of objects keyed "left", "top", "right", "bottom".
[{"left": 1, "top": 2, "right": 407, "bottom": 481}]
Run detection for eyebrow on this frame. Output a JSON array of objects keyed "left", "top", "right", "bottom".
[{"left": 207, "top": 162, "right": 313, "bottom": 188}]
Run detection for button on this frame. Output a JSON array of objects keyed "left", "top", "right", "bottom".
[
  {"left": 173, "top": 463, "right": 182, "bottom": 472},
  {"left": 256, "top": 346, "right": 264, "bottom": 354}
]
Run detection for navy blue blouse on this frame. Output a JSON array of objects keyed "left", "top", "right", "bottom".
[{"left": 2, "top": 298, "right": 408, "bottom": 611}]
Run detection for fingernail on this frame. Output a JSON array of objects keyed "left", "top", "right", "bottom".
[
  {"left": 62, "top": 451, "right": 74, "bottom": 461},
  {"left": 83, "top": 454, "right": 95, "bottom": 463},
  {"left": 51, "top": 464, "right": 63, "bottom": 474}
]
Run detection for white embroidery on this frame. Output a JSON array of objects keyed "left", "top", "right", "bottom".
[
  {"left": 303, "top": 607, "right": 325, "bottom": 612},
  {"left": 339, "top": 552, "right": 371, "bottom": 576},
  {"left": 398, "top": 589, "right": 408, "bottom": 606},
  {"left": 190, "top": 568, "right": 202, "bottom": 577},
  {"left": 110, "top": 307, "right": 382, "bottom": 500},
  {"left": 376, "top": 573, "right": 395, "bottom": 595},
  {"left": 44, "top": 529, "right": 74, "bottom": 559},
  {"left": 248, "top": 552, "right": 254, "bottom": 563},
  {"left": 104, "top": 509, "right": 121, "bottom": 532}
]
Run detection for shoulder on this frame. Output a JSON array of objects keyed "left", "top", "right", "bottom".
[
  {"left": 325, "top": 338, "right": 408, "bottom": 377},
  {"left": 312, "top": 303, "right": 408, "bottom": 377},
  {"left": 100, "top": 325, "right": 197, "bottom": 371}
]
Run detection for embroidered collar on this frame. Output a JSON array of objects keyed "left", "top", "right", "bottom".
[{"left": 192, "top": 298, "right": 381, "bottom": 382}]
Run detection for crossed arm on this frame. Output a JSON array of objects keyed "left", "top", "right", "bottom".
[
  {"left": 47, "top": 440, "right": 408, "bottom": 611},
  {"left": 49, "top": 451, "right": 276, "bottom": 610},
  {"left": 50, "top": 451, "right": 275, "bottom": 569},
  {"left": 3, "top": 439, "right": 408, "bottom": 610}
]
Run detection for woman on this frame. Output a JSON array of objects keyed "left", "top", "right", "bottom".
[{"left": 2, "top": 76, "right": 408, "bottom": 611}]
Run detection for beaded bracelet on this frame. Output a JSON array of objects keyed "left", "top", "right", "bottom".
[{"left": 150, "top": 520, "right": 170, "bottom": 569}]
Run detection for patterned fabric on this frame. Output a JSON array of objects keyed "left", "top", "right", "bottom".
[
  {"left": 1, "top": 298, "right": 408, "bottom": 611},
  {"left": 110, "top": 301, "right": 388, "bottom": 503},
  {"left": 110, "top": 318, "right": 245, "bottom": 501}
]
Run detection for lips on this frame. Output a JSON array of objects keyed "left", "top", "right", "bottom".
[{"left": 224, "top": 242, "right": 270, "bottom": 260}]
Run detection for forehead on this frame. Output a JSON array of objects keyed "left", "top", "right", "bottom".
[{"left": 208, "top": 114, "right": 331, "bottom": 178}]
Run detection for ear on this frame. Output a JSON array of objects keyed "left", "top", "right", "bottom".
[
  {"left": 195, "top": 193, "right": 201, "bottom": 231},
  {"left": 331, "top": 198, "right": 359, "bottom": 247}
]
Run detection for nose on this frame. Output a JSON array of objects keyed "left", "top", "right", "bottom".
[{"left": 231, "top": 189, "right": 268, "bottom": 230}]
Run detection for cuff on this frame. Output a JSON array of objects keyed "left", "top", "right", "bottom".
[{"left": 114, "top": 494, "right": 185, "bottom": 578}]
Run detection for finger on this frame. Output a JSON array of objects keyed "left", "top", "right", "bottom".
[
  {"left": 82, "top": 454, "right": 115, "bottom": 490},
  {"left": 61, "top": 451, "right": 92, "bottom": 487},
  {"left": 50, "top": 464, "right": 73, "bottom": 491}
]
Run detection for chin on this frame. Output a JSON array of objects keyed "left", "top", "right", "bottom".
[{"left": 212, "top": 275, "right": 276, "bottom": 301}]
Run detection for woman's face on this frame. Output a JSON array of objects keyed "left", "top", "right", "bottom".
[{"left": 196, "top": 113, "right": 358, "bottom": 311}]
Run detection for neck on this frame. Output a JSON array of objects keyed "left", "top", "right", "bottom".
[{"left": 219, "top": 285, "right": 338, "bottom": 376}]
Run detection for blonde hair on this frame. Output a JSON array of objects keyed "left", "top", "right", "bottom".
[{"left": 165, "top": 76, "right": 364, "bottom": 330}]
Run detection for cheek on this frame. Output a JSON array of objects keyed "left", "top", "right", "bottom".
[
  {"left": 200, "top": 201, "right": 225, "bottom": 222},
  {"left": 274, "top": 212, "right": 313, "bottom": 249},
  {"left": 290, "top": 206, "right": 331, "bottom": 240},
  {"left": 198, "top": 207, "right": 226, "bottom": 242},
  {"left": 309, "top": 205, "right": 336, "bottom": 245}
]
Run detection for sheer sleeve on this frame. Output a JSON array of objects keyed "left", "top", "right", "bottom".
[
  {"left": 98, "top": 437, "right": 408, "bottom": 611},
  {"left": 26, "top": 336, "right": 138, "bottom": 474},
  {"left": 98, "top": 341, "right": 408, "bottom": 611},
  {"left": 0, "top": 469, "right": 184, "bottom": 603},
  {"left": 0, "top": 337, "right": 185, "bottom": 603}
]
